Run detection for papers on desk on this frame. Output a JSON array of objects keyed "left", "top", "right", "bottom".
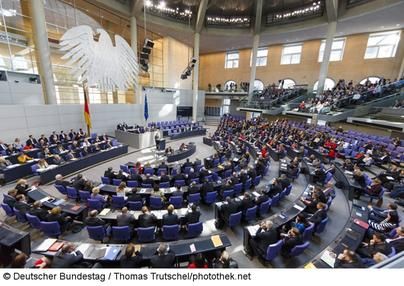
[
  {"left": 76, "top": 243, "right": 91, "bottom": 255},
  {"left": 97, "top": 184, "right": 105, "bottom": 188},
  {"left": 344, "top": 170, "right": 353, "bottom": 176},
  {"left": 139, "top": 189, "right": 147, "bottom": 194},
  {"left": 252, "top": 191, "right": 260, "bottom": 197},
  {"left": 386, "top": 176, "right": 394, "bottom": 181},
  {"left": 35, "top": 238, "right": 57, "bottom": 252},
  {"left": 39, "top": 196, "right": 51, "bottom": 203},
  {"left": 293, "top": 204, "right": 305, "bottom": 211},
  {"left": 53, "top": 199, "right": 65, "bottom": 206},
  {"left": 190, "top": 243, "right": 196, "bottom": 253},
  {"left": 304, "top": 262, "right": 317, "bottom": 269},
  {"left": 104, "top": 246, "right": 121, "bottom": 260},
  {"left": 247, "top": 225, "right": 260, "bottom": 236},
  {"left": 320, "top": 249, "right": 336, "bottom": 268},
  {"left": 99, "top": 208, "right": 111, "bottom": 216},
  {"left": 211, "top": 235, "right": 223, "bottom": 248},
  {"left": 216, "top": 202, "right": 224, "bottom": 208}
]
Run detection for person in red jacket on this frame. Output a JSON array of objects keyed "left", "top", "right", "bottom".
[{"left": 188, "top": 253, "right": 208, "bottom": 268}]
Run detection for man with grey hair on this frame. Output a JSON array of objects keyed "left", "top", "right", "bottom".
[
  {"left": 84, "top": 210, "right": 106, "bottom": 227},
  {"left": 150, "top": 243, "right": 175, "bottom": 268},
  {"left": 247, "top": 220, "right": 279, "bottom": 258},
  {"left": 55, "top": 174, "right": 71, "bottom": 188}
]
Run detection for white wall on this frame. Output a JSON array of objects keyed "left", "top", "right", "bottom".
[
  {"left": 143, "top": 87, "right": 205, "bottom": 121},
  {"left": 0, "top": 81, "right": 44, "bottom": 105},
  {"left": 0, "top": 103, "right": 176, "bottom": 143},
  {"left": 163, "top": 37, "right": 193, "bottom": 90}
]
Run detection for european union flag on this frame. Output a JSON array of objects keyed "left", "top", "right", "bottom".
[{"left": 144, "top": 94, "right": 149, "bottom": 121}]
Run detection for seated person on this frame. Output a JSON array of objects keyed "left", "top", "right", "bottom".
[
  {"left": 334, "top": 248, "right": 365, "bottom": 268},
  {"left": 116, "top": 182, "right": 127, "bottom": 197},
  {"left": 51, "top": 243, "right": 83, "bottom": 268},
  {"left": 280, "top": 227, "right": 303, "bottom": 257},
  {"left": 300, "top": 192, "right": 320, "bottom": 214},
  {"left": 127, "top": 189, "right": 143, "bottom": 203},
  {"left": 240, "top": 192, "right": 255, "bottom": 213},
  {"left": 14, "top": 194, "right": 30, "bottom": 214},
  {"left": 188, "top": 181, "right": 200, "bottom": 195},
  {"left": 162, "top": 204, "right": 179, "bottom": 226},
  {"left": 312, "top": 167, "right": 326, "bottom": 184},
  {"left": 138, "top": 206, "right": 157, "bottom": 228},
  {"left": 386, "top": 226, "right": 404, "bottom": 252},
  {"left": 368, "top": 211, "right": 399, "bottom": 234},
  {"left": 353, "top": 169, "right": 367, "bottom": 188},
  {"left": 150, "top": 243, "right": 175, "bottom": 268},
  {"left": 120, "top": 243, "right": 143, "bottom": 268},
  {"left": 3, "top": 189, "right": 17, "bottom": 207},
  {"left": 52, "top": 154, "right": 65, "bottom": 165},
  {"left": 368, "top": 203, "right": 398, "bottom": 223},
  {"left": 37, "top": 159, "right": 49, "bottom": 169},
  {"left": 308, "top": 202, "right": 328, "bottom": 226},
  {"left": 17, "top": 151, "right": 33, "bottom": 164},
  {"left": 0, "top": 156, "right": 12, "bottom": 169},
  {"left": 143, "top": 174, "right": 154, "bottom": 186},
  {"left": 364, "top": 178, "right": 383, "bottom": 197},
  {"left": 279, "top": 174, "right": 291, "bottom": 190},
  {"left": 357, "top": 233, "right": 392, "bottom": 259},
  {"left": 247, "top": 220, "right": 279, "bottom": 258},
  {"left": 46, "top": 206, "right": 72, "bottom": 232},
  {"left": 15, "top": 179, "right": 29, "bottom": 195},
  {"left": 90, "top": 187, "right": 106, "bottom": 205},
  {"left": 28, "top": 201, "right": 48, "bottom": 221},
  {"left": 266, "top": 178, "right": 283, "bottom": 197},
  {"left": 343, "top": 159, "right": 355, "bottom": 172},
  {"left": 218, "top": 196, "right": 241, "bottom": 225},
  {"left": 104, "top": 167, "right": 115, "bottom": 180},
  {"left": 117, "top": 207, "right": 135, "bottom": 231},
  {"left": 71, "top": 174, "right": 86, "bottom": 190},
  {"left": 84, "top": 210, "right": 106, "bottom": 227},
  {"left": 188, "top": 253, "right": 208, "bottom": 268},
  {"left": 185, "top": 204, "right": 200, "bottom": 225}
]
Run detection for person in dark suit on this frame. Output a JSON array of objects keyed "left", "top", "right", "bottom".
[
  {"left": 188, "top": 181, "right": 200, "bottom": 194},
  {"left": 301, "top": 192, "right": 320, "bottom": 214},
  {"left": 219, "top": 197, "right": 240, "bottom": 223},
  {"left": 308, "top": 202, "right": 328, "bottom": 226},
  {"left": 281, "top": 227, "right": 303, "bottom": 256},
  {"left": 138, "top": 206, "right": 157, "bottom": 228},
  {"left": 159, "top": 172, "right": 170, "bottom": 184},
  {"left": 28, "top": 201, "right": 48, "bottom": 221},
  {"left": 357, "top": 233, "right": 392, "bottom": 258},
  {"left": 117, "top": 207, "right": 135, "bottom": 231},
  {"left": 51, "top": 243, "right": 83, "bottom": 268},
  {"left": 15, "top": 179, "right": 29, "bottom": 195},
  {"left": 14, "top": 194, "right": 30, "bottom": 214},
  {"left": 171, "top": 186, "right": 183, "bottom": 198},
  {"left": 240, "top": 192, "right": 255, "bottom": 213},
  {"left": 127, "top": 189, "right": 143, "bottom": 202},
  {"left": 26, "top": 135, "right": 37, "bottom": 147},
  {"left": 46, "top": 206, "right": 72, "bottom": 233},
  {"left": 279, "top": 174, "right": 291, "bottom": 190},
  {"left": 71, "top": 174, "right": 86, "bottom": 190},
  {"left": 55, "top": 174, "right": 71, "bottom": 188},
  {"left": 3, "top": 189, "right": 17, "bottom": 208},
  {"left": 84, "top": 210, "right": 106, "bottom": 227},
  {"left": 185, "top": 204, "right": 200, "bottom": 225},
  {"left": 150, "top": 243, "right": 175, "bottom": 268},
  {"left": 104, "top": 167, "right": 115, "bottom": 180},
  {"left": 120, "top": 244, "right": 143, "bottom": 268},
  {"left": 162, "top": 204, "right": 179, "bottom": 226},
  {"left": 158, "top": 161, "right": 168, "bottom": 172},
  {"left": 186, "top": 168, "right": 198, "bottom": 184},
  {"left": 334, "top": 249, "right": 365, "bottom": 268},
  {"left": 268, "top": 178, "right": 283, "bottom": 197},
  {"left": 143, "top": 174, "right": 154, "bottom": 186},
  {"left": 387, "top": 226, "right": 404, "bottom": 252},
  {"left": 182, "top": 158, "right": 193, "bottom": 171},
  {"left": 200, "top": 179, "right": 214, "bottom": 198},
  {"left": 248, "top": 220, "right": 279, "bottom": 257}
]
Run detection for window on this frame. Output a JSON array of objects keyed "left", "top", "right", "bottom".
[
  {"left": 224, "top": 80, "right": 236, "bottom": 91},
  {"left": 364, "top": 30, "right": 401, "bottom": 59},
  {"left": 225, "top": 51, "right": 239, "bottom": 68},
  {"left": 360, "top": 77, "right": 380, "bottom": 85},
  {"left": 313, "top": 78, "right": 336, "bottom": 92},
  {"left": 254, "top": 80, "right": 265, "bottom": 91},
  {"left": 281, "top": 43, "right": 302, "bottom": 65},
  {"left": 280, "top": 79, "right": 296, "bottom": 89},
  {"left": 318, "top": 38, "right": 346, "bottom": 62},
  {"left": 250, "top": 48, "right": 268, "bottom": 67}
]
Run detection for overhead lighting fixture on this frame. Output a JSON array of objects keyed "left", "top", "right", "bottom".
[
  {"left": 157, "top": 1, "right": 166, "bottom": 9},
  {"left": 145, "top": 0, "right": 153, "bottom": 7}
]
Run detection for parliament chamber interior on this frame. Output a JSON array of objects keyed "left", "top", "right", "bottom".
[{"left": 0, "top": 0, "right": 404, "bottom": 271}]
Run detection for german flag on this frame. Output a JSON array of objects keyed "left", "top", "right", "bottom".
[{"left": 83, "top": 84, "right": 92, "bottom": 129}]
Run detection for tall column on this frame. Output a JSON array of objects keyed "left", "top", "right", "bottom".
[
  {"left": 317, "top": 21, "right": 337, "bottom": 95},
  {"left": 130, "top": 16, "right": 142, "bottom": 104},
  {"left": 398, "top": 55, "right": 404, "bottom": 80},
  {"left": 247, "top": 34, "right": 260, "bottom": 104},
  {"left": 192, "top": 32, "right": 200, "bottom": 122},
  {"left": 30, "top": 0, "right": 57, "bottom": 104}
]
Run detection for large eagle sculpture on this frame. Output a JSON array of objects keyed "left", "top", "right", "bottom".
[{"left": 59, "top": 25, "right": 138, "bottom": 92}]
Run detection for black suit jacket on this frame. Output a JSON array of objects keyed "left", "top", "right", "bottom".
[
  {"left": 150, "top": 253, "right": 175, "bottom": 268},
  {"left": 282, "top": 235, "right": 303, "bottom": 254},
  {"left": 162, "top": 213, "right": 179, "bottom": 225},
  {"left": 29, "top": 208, "right": 48, "bottom": 221},
  {"left": 185, "top": 210, "right": 200, "bottom": 224},
  {"left": 309, "top": 209, "right": 327, "bottom": 225},
  {"left": 138, "top": 213, "right": 157, "bottom": 228},
  {"left": 14, "top": 201, "right": 30, "bottom": 214},
  {"left": 254, "top": 228, "right": 279, "bottom": 253},
  {"left": 120, "top": 253, "right": 143, "bottom": 268},
  {"left": 221, "top": 200, "right": 240, "bottom": 219},
  {"left": 84, "top": 217, "right": 106, "bottom": 227},
  {"left": 51, "top": 251, "right": 83, "bottom": 268}
]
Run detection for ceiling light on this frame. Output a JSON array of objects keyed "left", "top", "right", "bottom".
[
  {"left": 157, "top": 1, "right": 166, "bottom": 9},
  {"left": 145, "top": 0, "right": 153, "bottom": 7}
]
